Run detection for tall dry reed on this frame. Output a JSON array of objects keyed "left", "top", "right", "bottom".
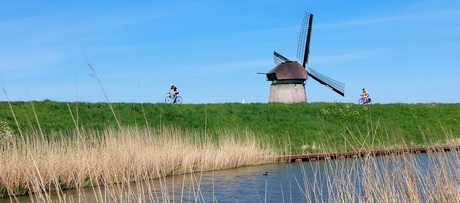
[
  {"left": 0, "top": 126, "right": 277, "bottom": 199},
  {"left": 295, "top": 128, "right": 460, "bottom": 203}
]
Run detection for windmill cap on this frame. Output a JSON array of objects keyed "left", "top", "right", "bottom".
[{"left": 266, "top": 62, "right": 308, "bottom": 81}]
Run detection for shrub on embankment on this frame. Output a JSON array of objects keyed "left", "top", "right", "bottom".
[{"left": 1, "top": 101, "right": 459, "bottom": 154}]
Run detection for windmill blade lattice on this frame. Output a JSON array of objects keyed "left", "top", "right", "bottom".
[
  {"left": 273, "top": 51, "right": 291, "bottom": 65},
  {"left": 297, "top": 12, "right": 314, "bottom": 68},
  {"left": 308, "top": 68, "right": 345, "bottom": 96}
]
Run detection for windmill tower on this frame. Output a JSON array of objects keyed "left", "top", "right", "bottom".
[{"left": 266, "top": 12, "right": 345, "bottom": 103}]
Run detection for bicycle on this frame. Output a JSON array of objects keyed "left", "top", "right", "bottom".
[
  {"left": 358, "top": 95, "right": 372, "bottom": 104},
  {"left": 165, "top": 93, "right": 182, "bottom": 104}
]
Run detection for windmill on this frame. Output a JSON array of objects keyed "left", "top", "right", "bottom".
[{"left": 266, "top": 12, "right": 345, "bottom": 103}]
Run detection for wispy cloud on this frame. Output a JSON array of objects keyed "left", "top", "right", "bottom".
[
  {"left": 318, "top": 16, "right": 407, "bottom": 28},
  {"left": 312, "top": 51, "right": 378, "bottom": 64},
  {"left": 0, "top": 51, "right": 64, "bottom": 79},
  {"left": 317, "top": 7, "right": 460, "bottom": 28},
  {"left": 188, "top": 59, "right": 272, "bottom": 77}
]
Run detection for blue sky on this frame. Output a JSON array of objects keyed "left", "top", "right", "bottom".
[{"left": 1, "top": 0, "right": 459, "bottom": 104}]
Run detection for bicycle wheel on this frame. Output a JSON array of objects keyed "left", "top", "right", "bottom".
[
  {"left": 175, "top": 96, "right": 183, "bottom": 104},
  {"left": 165, "top": 96, "right": 173, "bottom": 104},
  {"left": 358, "top": 98, "right": 364, "bottom": 104},
  {"left": 367, "top": 98, "right": 372, "bottom": 104}
]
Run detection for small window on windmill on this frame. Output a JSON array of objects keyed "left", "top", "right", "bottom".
[{"left": 266, "top": 73, "right": 277, "bottom": 81}]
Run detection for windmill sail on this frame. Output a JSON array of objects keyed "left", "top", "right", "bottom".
[
  {"left": 297, "top": 13, "right": 314, "bottom": 68},
  {"left": 273, "top": 51, "right": 291, "bottom": 65},
  {"left": 296, "top": 12, "right": 345, "bottom": 97},
  {"left": 308, "top": 68, "right": 345, "bottom": 96}
]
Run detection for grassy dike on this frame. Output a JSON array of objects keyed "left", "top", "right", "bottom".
[
  {"left": 1, "top": 101, "right": 459, "bottom": 154},
  {"left": 0, "top": 101, "right": 459, "bottom": 200}
]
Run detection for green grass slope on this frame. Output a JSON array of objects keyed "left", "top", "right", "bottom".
[{"left": 1, "top": 101, "right": 459, "bottom": 154}]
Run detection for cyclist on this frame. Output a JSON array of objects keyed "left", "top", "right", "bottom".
[
  {"left": 361, "top": 88, "right": 369, "bottom": 103},
  {"left": 167, "top": 84, "right": 179, "bottom": 103}
]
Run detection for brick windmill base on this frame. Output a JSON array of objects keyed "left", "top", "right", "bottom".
[{"left": 268, "top": 83, "right": 307, "bottom": 103}]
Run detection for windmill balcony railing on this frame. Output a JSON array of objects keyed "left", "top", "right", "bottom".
[{"left": 271, "top": 80, "right": 305, "bottom": 85}]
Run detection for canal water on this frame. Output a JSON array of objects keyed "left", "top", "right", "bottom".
[{"left": 3, "top": 151, "right": 458, "bottom": 202}]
